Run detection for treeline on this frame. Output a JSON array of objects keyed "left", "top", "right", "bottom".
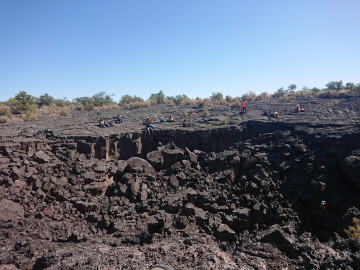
[{"left": 0, "top": 80, "right": 359, "bottom": 122}]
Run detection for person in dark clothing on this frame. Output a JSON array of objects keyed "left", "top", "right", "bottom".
[{"left": 240, "top": 175, "right": 248, "bottom": 192}]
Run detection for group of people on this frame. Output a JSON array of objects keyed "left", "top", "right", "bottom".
[
  {"left": 98, "top": 114, "right": 123, "bottom": 128},
  {"left": 146, "top": 115, "right": 176, "bottom": 124}
]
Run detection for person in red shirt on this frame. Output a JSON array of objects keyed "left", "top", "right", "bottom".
[{"left": 242, "top": 99, "right": 247, "bottom": 113}]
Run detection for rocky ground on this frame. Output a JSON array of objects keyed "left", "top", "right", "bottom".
[{"left": 1, "top": 96, "right": 360, "bottom": 269}]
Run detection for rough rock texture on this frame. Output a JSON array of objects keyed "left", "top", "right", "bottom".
[{"left": 1, "top": 96, "right": 360, "bottom": 269}]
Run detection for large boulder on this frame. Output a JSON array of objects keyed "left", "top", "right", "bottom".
[
  {"left": 0, "top": 199, "right": 24, "bottom": 221},
  {"left": 126, "top": 157, "right": 156, "bottom": 175}
]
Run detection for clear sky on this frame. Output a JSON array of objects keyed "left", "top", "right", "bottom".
[{"left": 1, "top": 0, "right": 359, "bottom": 102}]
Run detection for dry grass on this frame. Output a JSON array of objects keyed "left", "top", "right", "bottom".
[
  {"left": 203, "top": 109, "right": 210, "bottom": 117},
  {"left": 0, "top": 104, "right": 13, "bottom": 119},
  {"left": 183, "top": 111, "right": 189, "bottom": 117},
  {"left": 219, "top": 117, "right": 228, "bottom": 125},
  {"left": 120, "top": 101, "right": 151, "bottom": 110},
  {"left": 345, "top": 218, "right": 360, "bottom": 240},
  {"left": 200, "top": 123, "right": 206, "bottom": 128},
  {"left": 0, "top": 116, "right": 9, "bottom": 122},
  {"left": 101, "top": 103, "right": 121, "bottom": 110},
  {"left": 331, "top": 99, "right": 340, "bottom": 106},
  {"left": 22, "top": 112, "right": 40, "bottom": 121}
]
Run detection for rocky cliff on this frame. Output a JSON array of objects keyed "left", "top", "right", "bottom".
[{"left": 1, "top": 97, "right": 360, "bottom": 269}]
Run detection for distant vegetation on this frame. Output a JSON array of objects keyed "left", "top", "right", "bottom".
[
  {"left": 0, "top": 80, "right": 359, "bottom": 121},
  {"left": 345, "top": 218, "right": 360, "bottom": 240}
]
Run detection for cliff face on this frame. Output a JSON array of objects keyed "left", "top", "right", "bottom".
[{"left": 1, "top": 98, "right": 360, "bottom": 269}]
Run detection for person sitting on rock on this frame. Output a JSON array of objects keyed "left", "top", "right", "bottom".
[
  {"left": 273, "top": 110, "right": 278, "bottom": 119},
  {"left": 168, "top": 115, "right": 176, "bottom": 122},
  {"left": 295, "top": 104, "right": 301, "bottom": 113},
  {"left": 99, "top": 118, "right": 111, "bottom": 127},
  {"left": 160, "top": 115, "right": 166, "bottom": 122},
  {"left": 182, "top": 119, "right": 190, "bottom": 127},
  {"left": 115, "top": 114, "right": 123, "bottom": 124},
  {"left": 154, "top": 115, "right": 160, "bottom": 123},
  {"left": 145, "top": 117, "right": 152, "bottom": 124}
]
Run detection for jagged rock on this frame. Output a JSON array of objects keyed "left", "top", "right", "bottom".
[
  {"left": 342, "top": 153, "right": 360, "bottom": 188},
  {"left": 0, "top": 199, "right": 24, "bottom": 221},
  {"left": 146, "top": 150, "right": 164, "bottom": 169},
  {"left": 126, "top": 157, "right": 156, "bottom": 175},
  {"left": 33, "top": 150, "right": 51, "bottom": 163}
]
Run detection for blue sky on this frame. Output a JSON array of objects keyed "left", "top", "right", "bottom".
[{"left": 1, "top": 0, "right": 359, "bottom": 102}]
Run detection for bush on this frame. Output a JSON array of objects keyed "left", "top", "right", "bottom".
[
  {"left": 331, "top": 99, "right": 340, "bottom": 106},
  {"left": 22, "top": 112, "right": 39, "bottom": 121},
  {"left": 0, "top": 104, "right": 12, "bottom": 118},
  {"left": 7, "top": 91, "right": 37, "bottom": 114},
  {"left": 219, "top": 117, "right": 228, "bottom": 125},
  {"left": 203, "top": 109, "right": 210, "bottom": 117},
  {"left": 345, "top": 218, "right": 360, "bottom": 239},
  {"left": 38, "top": 93, "right": 54, "bottom": 107},
  {"left": 0, "top": 116, "right": 9, "bottom": 123},
  {"left": 210, "top": 92, "right": 223, "bottom": 101},
  {"left": 119, "top": 95, "right": 144, "bottom": 105},
  {"left": 149, "top": 90, "right": 165, "bottom": 104},
  {"left": 73, "top": 96, "right": 95, "bottom": 111}
]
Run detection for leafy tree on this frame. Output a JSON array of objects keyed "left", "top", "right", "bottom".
[
  {"left": 166, "top": 94, "right": 189, "bottom": 106},
  {"left": 149, "top": 90, "right": 165, "bottom": 104},
  {"left": 302, "top": 86, "right": 309, "bottom": 91},
  {"left": 210, "top": 92, "right": 223, "bottom": 101},
  {"left": 326, "top": 80, "right": 343, "bottom": 91},
  {"left": 345, "top": 82, "right": 355, "bottom": 91},
  {"left": 119, "top": 94, "right": 144, "bottom": 104},
  {"left": 7, "top": 91, "right": 37, "bottom": 113},
  {"left": 275, "top": 87, "right": 285, "bottom": 97},
  {"left": 288, "top": 84, "right": 297, "bottom": 92},
  {"left": 54, "top": 98, "right": 71, "bottom": 107},
  {"left": 73, "top": 96, "right": 95, "bottom": 110},
  {"left": 92, "top": 91, "right": 113, "bottom": 107},
  {"left": 311, "top": 87, "right": 321, "bottom": 93},
  {"left": 38, "top": 93, "right": 54, "bottom": 107}
]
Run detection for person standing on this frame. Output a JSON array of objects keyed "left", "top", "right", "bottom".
[{"left": 242, "top": 99, "right": 247, "bottom": 114}]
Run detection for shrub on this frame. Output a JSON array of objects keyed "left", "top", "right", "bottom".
[
  {"left": 203, "top": 109, "right": 210, "bottom": 117},
  {"left": 73, "top": 96, "right": 95, "bottom": 111},
  {"left": 119, "top": 94, "right": 144, "bottom": 105},
  {"left": 0, "top": 116, "right": 9, "bottom": 122},
  {"left": 59, "top": 107, "right": 71, "bottom": 116},
  {"left": 7, "top": 91, "right": 37, "bottom": 114},
  {"left": 200, "top": 123, "right": 206, "bottom": 128},
  {"left": 331, "top": 99, "right": 340, "bottom": 106},
  {"left": 219, "top": 117, "right": 228, "bottom": 125},
  {"left": 22, "top": 112, "right": 39, "bottom": 121},
  {"left": 38, "top": 93, "right": 54, "bottom": 107},
  {"left": 345, "top": 218, "right": 360, "bottom": 239},
  {"left": 183, "top": 111, "right": 189, "bottom": 117},
  {"left": 210, "top": 92, "right": 223, "bottom": 101},
  {"left": 149, "top": 90, "right": 165, "bottom": 104},
  {"left": 0, "top": 104, "right": 12, "bottom": 118}
]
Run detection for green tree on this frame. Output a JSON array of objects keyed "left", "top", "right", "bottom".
[
  {"left": 73, "top": 96, "right": 95, "bottom": 110},
  {"left": 326, "top": 81, "right": 343, "bottom": 91},
  {"left": 92, "top": 91, "right": 114, "bottom": 107},
  {"left": 7, "top": 91, "right": 37, "bottom": 113},
  {"left": 38, "top": 93, "right": 54, "bottom": 107},
  {"left": 149, "top": 90, "right": 165, "bottom": 103},
  {"left": 210, "top": 92, "right": 223, "bottom": 101},
  {"left": 288, "top": 84, "right": 297, "bottom": 92},
  {"left": 119, "top": 94, "right": 144, "bottom": 104}
]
